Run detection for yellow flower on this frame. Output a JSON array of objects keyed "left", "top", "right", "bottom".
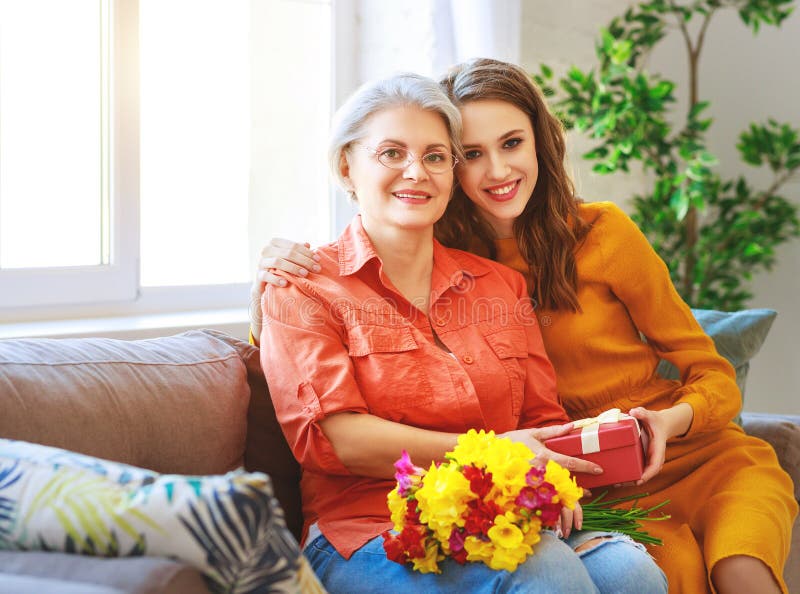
[
  {"left": 411, "top": 540, "right": 444, "bottom": 574},
  {"left": 483, "top": 438, "right": 533, "bottom": 501},
  {"left": 387, "top": 486, "right": 407, "bottom": 531},
  {"left": 464, "top": 535, "right": 494, "bottom": 565},
  {"left": 487, "top": 513, "right": 523, "bottom": 550},
  {"left": 544, "top": 460, "right": 583, "bottom": 509},
  {"left": 522, "top": 517, "right": 543, "bottom": 547},
  {"left": 486, "top": 513, "right": 532, "bottom": 572},
  {"left": 489, "top": 543, "right": 531, "bottom": 572},
  {"left": 449, "top": 429, "right": 495, "bottom": 468},
  {"left": 415, "top": 462, "right": 471, "bottom": 540}
]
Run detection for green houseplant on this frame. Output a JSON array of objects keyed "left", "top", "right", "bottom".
[{"left": 536, "top": 0, "right": 800, "bottom": 310}]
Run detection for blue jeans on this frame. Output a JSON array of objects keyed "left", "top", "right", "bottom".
[{"left": 305, "top": 530, "right": 668, "bottom": 593}]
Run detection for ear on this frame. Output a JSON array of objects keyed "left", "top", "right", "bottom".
[{"left": 339, "top": 152, "right": 354, "bottom": 192}]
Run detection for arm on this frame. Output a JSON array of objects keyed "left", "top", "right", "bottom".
[
  {"left": 261, "top": 278, "right": 457, "bottom": 479},
  {"left": 599, "top": 204, "right": 740, "bottom": 480},
  {"left": 250, "top": 239, "right": 320, "bottom": 345}
]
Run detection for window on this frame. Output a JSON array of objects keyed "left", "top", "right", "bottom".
[{"left": 0, "top": 0, "right": 333, "bottom": 324}]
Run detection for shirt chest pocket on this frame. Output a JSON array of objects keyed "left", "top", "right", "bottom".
[
  {"left": 345, "top": 323, "right": 435, "bottom": 418},
  {"left": 482, "top": 327, "right": 528, "bottom": 416}
]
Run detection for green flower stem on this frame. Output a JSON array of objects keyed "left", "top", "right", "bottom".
[{"left": 580, "top": 491, "right": 671, "bottom": 546}]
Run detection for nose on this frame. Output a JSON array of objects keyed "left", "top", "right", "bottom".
[
  {"left": 487, "top": 152, "right": 510, "bottom": 180},
  {"left": 402, "top": 157, "right": 429, "bottom": 181}
]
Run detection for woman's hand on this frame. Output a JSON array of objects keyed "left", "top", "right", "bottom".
[
  {"left": 559, "top": 501, "right": 583, "bottom": 538},
  {"left": 250, "top": 238, "right": 319, "bottom": 345},
  {"left": 628, "top": 403, "right": 692, "bottom": 484},
  {"left": 252, "top": 238, "right": 320, "bottom": 294},
  {"left": 501, "top": 423, "right": 604, "bottom": 477}
]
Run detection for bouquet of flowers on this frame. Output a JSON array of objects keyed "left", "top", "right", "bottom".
[{"left": 382, "top": 429, "right": 669, "bottom": 574}]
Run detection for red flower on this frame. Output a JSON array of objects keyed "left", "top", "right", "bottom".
[
  {"left": 382, "top": 531, "right": 408, "bottom": 564},
  {"left": 464, "top": 498, "right": 502, "bottom": 536},
  {"left": 399, "top": 524, "right": 428, "bottom": 559},
  {"left": 462, "top": 465, "right": 494, "bottom": 498},
  {"left": 405, "top": 499, "right": 422, "bottom": 524}
]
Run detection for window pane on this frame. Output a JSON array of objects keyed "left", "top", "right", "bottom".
[
  {"left": 0, "top": 0, "right": 104, "bottom": 269},
  {"left": 139, "top": 0, "right": 250, "bottom": 287}
]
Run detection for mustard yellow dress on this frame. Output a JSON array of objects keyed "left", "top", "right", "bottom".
[{"left": 493, "top": 201, "right": 797, "bottom": 593}]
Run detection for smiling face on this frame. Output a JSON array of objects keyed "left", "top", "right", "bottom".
[
  {"left": 341, "top": 105, "right": 454, "bottom": 235},
  {"left": 456, "top": 99, "right": 538, "bottom": 238}
]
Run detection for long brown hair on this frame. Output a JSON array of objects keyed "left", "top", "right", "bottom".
[{"left": 437, "top": 58, "right": 591, "bottom": 311}]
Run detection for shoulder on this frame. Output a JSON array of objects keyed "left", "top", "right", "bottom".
[
  {"left": 578, "top": 200, "right": 644, "bottom": 245},
  {"left": 578, "top": 200, "right": 629, "bottom": 228}
]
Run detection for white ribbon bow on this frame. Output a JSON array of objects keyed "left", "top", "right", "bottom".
[{"left": 571, "top": 408, "right": 638, "bottom": 454}]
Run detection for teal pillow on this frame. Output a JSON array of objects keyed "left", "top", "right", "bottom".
[
  {"left": 655, "top": 308, "right": 777, "bottom": 423},
  {"left": 0, "top": 439, "right": 325, "bottom": 594}
]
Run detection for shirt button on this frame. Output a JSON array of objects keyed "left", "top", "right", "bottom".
[{"left": 463, "top": 354, "right": 474, "bottom": 364}]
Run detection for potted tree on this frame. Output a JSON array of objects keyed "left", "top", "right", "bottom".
[{"left": 537, "top": 0, "right": 799, "bottom": 310}]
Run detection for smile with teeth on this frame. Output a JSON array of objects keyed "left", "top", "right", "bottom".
[
  {"left": 394, "top": 192, "right": 431, "bottom": 199},
  {"left": 486, "top": 181, "right": 518, "bottom": 196}
]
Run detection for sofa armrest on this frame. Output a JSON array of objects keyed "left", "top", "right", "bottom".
[{"left": 741, "top": 412, "right": 800, "bottom": 500}]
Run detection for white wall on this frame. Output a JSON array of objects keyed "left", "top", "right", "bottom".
[{"left": 520, "top": 1, "right": 799, "bottom": 414}]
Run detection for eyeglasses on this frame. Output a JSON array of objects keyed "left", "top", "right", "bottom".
[{"left": 359, "top": 144, "right": 458, "bottom": 174}]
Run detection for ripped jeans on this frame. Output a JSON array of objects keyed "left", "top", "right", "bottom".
[{"left": 304, "top": 529, "right": 668, "bottom": 593}]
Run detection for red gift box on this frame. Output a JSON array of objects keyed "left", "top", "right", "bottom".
[{"left": 544, "top": 414, "right": 645, "bottom": 489}]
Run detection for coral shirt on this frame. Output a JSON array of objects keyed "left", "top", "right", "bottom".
[{"left": 260, "top": 215, "right": 568, "bottom": 559}]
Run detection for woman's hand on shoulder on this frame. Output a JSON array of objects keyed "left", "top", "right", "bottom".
[
  {"left": 501, "top": 423, "right": 604, "bottom": 477},
  {"left": 252, "top": 238, "right": 320, "bottom": 297}
]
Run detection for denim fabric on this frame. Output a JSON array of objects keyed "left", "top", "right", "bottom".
[{"left": 305, "top": 530, "right": 667, "bottom": 594}]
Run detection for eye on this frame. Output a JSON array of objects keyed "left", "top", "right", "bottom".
[
  {"left": 464, "top": 150, "right": 482, "bottom": 160},
  {"left": 423, "top": 151, "right": 447, "bottom": 163},
  {"left": 379, "top": 147, "right": 406, "bottom": 161},
  {"left": 503, "top": 137, "right": 523, "bottom": 149}
]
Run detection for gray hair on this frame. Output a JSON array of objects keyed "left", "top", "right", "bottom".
[{"left": 328, "top": 73, "right": 463, "bottom": 191}]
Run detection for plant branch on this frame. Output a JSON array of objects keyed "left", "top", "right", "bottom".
[{"left": 756, "top": 165, "right": 800, "bottom": 207}]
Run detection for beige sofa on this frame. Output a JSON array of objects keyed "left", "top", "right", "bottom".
[{"left": 0, "top": 329, "right": 797, "bottom": 592}]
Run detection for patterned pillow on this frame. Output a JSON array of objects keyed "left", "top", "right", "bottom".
[{"left": 0, "top": 439, "right": 325, "bottom": 594}]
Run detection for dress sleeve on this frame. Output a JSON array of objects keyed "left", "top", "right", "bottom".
[
  {"left": 503, "top": 269, "right": 570, "bottom": 430},
  {"left": 599, "top": 203, "right": 740, "bottom": 437},
  {"left": 259, "top": 279, "right": 369, "bottom": 475}
]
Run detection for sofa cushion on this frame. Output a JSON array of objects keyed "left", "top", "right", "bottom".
[
  {"left": 0, "top": 439, "right": 315, "bottom": 594},
  {"left": 0, "top": 551, "right": 210, "bottom": 594},
  {"left": 0, "top": 330, "right": 250, "bottom": 475},
  {"left": 0, "top": 573, "right": 124, "bottom": 594},
  {"left": 203, "top": 330, "right": 304, "bottom": 541}
]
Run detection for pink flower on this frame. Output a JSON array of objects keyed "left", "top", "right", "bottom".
[{"left": 394, "top": 450, "right": 425, "bottom": 497}]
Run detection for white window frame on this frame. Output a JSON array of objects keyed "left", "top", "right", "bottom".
[
  {"left": 0, "top": 0, "right": 139, "bottom": 312},
  {"left": 1, "top": 0, "right": 344, "bottom": 333}
]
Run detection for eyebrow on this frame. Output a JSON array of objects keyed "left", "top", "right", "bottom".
[
  {"left": 377, "top": 139, "right": 449, "bottom": 151},
  {"left": 462, "top": 129, "right": 526, "bottom": 149}
]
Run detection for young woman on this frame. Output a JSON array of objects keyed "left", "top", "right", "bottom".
[
  {"left": 253, "top": 60, "right": 797, "bottom": 593},
  {"left": 257, "top": 72, "right": 666, "bottom": 593}
]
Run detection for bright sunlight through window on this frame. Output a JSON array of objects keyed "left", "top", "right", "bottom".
[
  {"left": 0, "top": 0, "right": 105, "bottom": 269},
  {"left": 139, "top": 0, "right": 250, "bottom": 287}
]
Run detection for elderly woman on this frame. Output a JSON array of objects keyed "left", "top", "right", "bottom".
[{"left": 257, "top": 73, "right": 666, "bottom": 593}]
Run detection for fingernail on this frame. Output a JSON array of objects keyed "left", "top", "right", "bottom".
[
  {"left": 298, "top": 268, "right": 308, "bottom": 276},
  {"left": 593, "top": 467, "right": 602, "bottom": 474},
  {"left": 312, "top": 253, "right": 321, "bottom": 262},
  {"left": 279, "top": 279, "right": 287, "bottom": 287},
  {"left": 312, "top": 264, "right": 322, "bottom": 272}
]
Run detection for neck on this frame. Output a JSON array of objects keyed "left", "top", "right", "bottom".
[{"left": 361, "top": 217, "right": 435, "bottom": 309}]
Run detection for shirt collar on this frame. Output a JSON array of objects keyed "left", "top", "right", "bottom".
[{"left": 337, "top": 215, "right": 493, "bottom": 289}]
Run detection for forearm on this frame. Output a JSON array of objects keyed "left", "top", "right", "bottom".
[
  {"left": 320, "top": 412, "right": 459, "bottom": 479},
  {"left": 662, "top": 402, "right": 694, "bottom": 438}
]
